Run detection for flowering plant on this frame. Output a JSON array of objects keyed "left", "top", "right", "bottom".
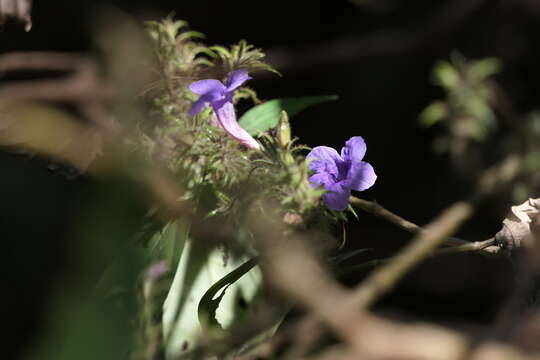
[
  {"left": 3, "top": 8, "right": 540, "bottom": 360},
  {"left": 189, "top": 69, "right": 260, "bottom": 149}
]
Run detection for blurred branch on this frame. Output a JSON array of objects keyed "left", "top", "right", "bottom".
[
  {"left": 351, "top": 201, "right": 473, "bottom": 309},
  {"left": 0, "top": 52, "right": 114, "bottom": 103},
  {"left": 0, "top": 0, "right": 32, "bottom": 31},
  {"left": 0, "top": 52, "right": 116, "bottom": 132},
  {"left": 0, "top": 51, "right": 239, "bottom": 249},
  {"left": 256, "top": 201, "right": 539, "bottom": 360}
]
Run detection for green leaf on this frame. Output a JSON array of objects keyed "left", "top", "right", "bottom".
[
  {"left": 163, "top": 243, "right": 261, "bottom": 358},
  {"left": 159, "top": 220, "right": 189, "bottom": 269},
  {"left": 198, "top": 257, "right": 259, "bottom": 331},
  {"left": 210, "top": 45, "right": 231, "bottom": 58},
  {"left": 468, "top": 57, "right": 502, "bottom": 82},
  {"left": 419, "top": 101, "right": 448, "bottom": 127},
  {"left": 433, "top": 61, "right": 460, "bottom": 89},
  {"left": 238, "top": 95, "right": 339, "bottom": 135},
  {"left": 163, "top": 239, "right": 212, "bottom": 357}
]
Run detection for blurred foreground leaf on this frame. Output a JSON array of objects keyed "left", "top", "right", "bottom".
[
  {"left": 0, "top": 102, "right": 102, "bottom": 171},
  {"left": 26, "top": 179, "right": 148, "bottom": 360}
]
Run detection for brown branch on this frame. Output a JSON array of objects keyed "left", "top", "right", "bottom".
[
  {"left": 349, "top": 196, "right": 502, "bottom": 254},
  {"left": 340, "top": 237, "right": 499, "bottom": 277},
  {"left": 0, "top": 52, "right": 86, "bottom": 72},
  {"left": 0, "top": 52, "right": 114, "bottom": 103},
  {"left": 256, "top": 201, "right": 539, "bottom": 360},
  {"left": 0, "top": 52, "right": 116, "bottom": 134},
  {"left": 349, "top": 196, "right": 421, "bottom": 234}
]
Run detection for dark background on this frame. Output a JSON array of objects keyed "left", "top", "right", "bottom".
[{"left": 3, "top": 0, "right": 540, "bottom": 357}]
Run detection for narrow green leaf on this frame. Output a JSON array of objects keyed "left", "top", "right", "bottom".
[
  {"left": 163, "top": 245, "right": 261, "bottom": 358},
  {"left": 238, "top": 95, "right": 339, "bottom": 135},
  {"left": 198, "top": 257, "right": 258, "bottom": 331},
  {"left": 210, "top": 46, "right": 231, "bottom": 58}
]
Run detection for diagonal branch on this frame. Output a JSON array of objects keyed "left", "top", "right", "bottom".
[{"left": 351, "top": 201, "right": 473, "bottom": 309}]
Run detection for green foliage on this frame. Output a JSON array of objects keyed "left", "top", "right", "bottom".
[
  {"left": 211, "top": 40, "right": 280, "bottom": 75},
  {"left": 511, "top": 112, "right": 540, "bottom": 201},
  {"left": 420, "top": 53, "right": 502, "bottom": 153},
  {"left": 238, "top": 95, "right": 339, "bottom": 135},
  {"left": 15, "top": 15, "right": 351, "bottom": 360},
  {"left": 120, "top": 17, "right": 344, "bottom": 359}
]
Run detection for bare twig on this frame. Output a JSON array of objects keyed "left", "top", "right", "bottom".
[
  {"left": 349, "top": 196, "right": 476, "bottom": 247},
  {"left": 349, "top": 196, "right": 421, "bottom": 234},
  {"left": 339, "top": 237, "right": 499, "bottom": 276},
  {"left": 433, "top": 237, "right": 498, "bottom": 256}
]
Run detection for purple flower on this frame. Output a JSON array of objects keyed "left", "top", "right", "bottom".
[
  {"left": 307, "top": 136, "right": 377, "bottom": 211},
  {"left": 189, "top": 69, "right": 260, "bottom": 149},
  {"left": 145, "top": 261, "right": 169, "bottom": 281}
]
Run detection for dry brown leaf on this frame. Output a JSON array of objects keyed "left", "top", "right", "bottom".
[{"left": 495, "top": 198, "right": 540, "bottom": 250}]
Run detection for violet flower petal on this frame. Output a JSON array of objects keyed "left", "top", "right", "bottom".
[
  {"left": 307, "top": 146, "right": 341, "bottom": 177},
  {"left": 213, "top": 101, "right": 260, "bottom": 149},
  {"left": 189, "top": 79, "right": 226, "bottom": 100},
  {"left": 226, "top": 69, "right": 252, "bottom": 91},
  {"left": 309, "top": 172, "right": 335, "bottom": 189},
  {"left": 307, "top": 136, "right": 377, "bottom": 211},
  {"left": 190, "top": 96, "right": 210, "bottom": 117},
  {"left": 340, "top": 136, "right": 366, "bottom": 163},
  {"left": 322, "top": 181, "right": 351, "bottom": 211},
  {"left": 347, "top": 161, "right": 377, "bottom": 192}
]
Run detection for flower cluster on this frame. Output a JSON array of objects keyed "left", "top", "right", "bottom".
[{"left": 189, "top": 72, "right": 377, "bottom": 212}]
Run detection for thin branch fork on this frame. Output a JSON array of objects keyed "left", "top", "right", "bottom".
[
  {"left": 257, "top": 201, "right": 539, "bottom": 360},
  {"left": 349, "top": 196, "right": 501, "bottom": 255}
]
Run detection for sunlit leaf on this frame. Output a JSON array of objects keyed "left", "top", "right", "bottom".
[
  {"left": 163, "top": 242, "right": 261, "bottom": 358},
  {"left": 238, "top": 95, "right": 338, "bottom": 135},
  {"left": 198, "top": 257, "right": 258, "bottom": 331},
  {"left": 419, "top": 101, "right": 448, "bottom": 127}
]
